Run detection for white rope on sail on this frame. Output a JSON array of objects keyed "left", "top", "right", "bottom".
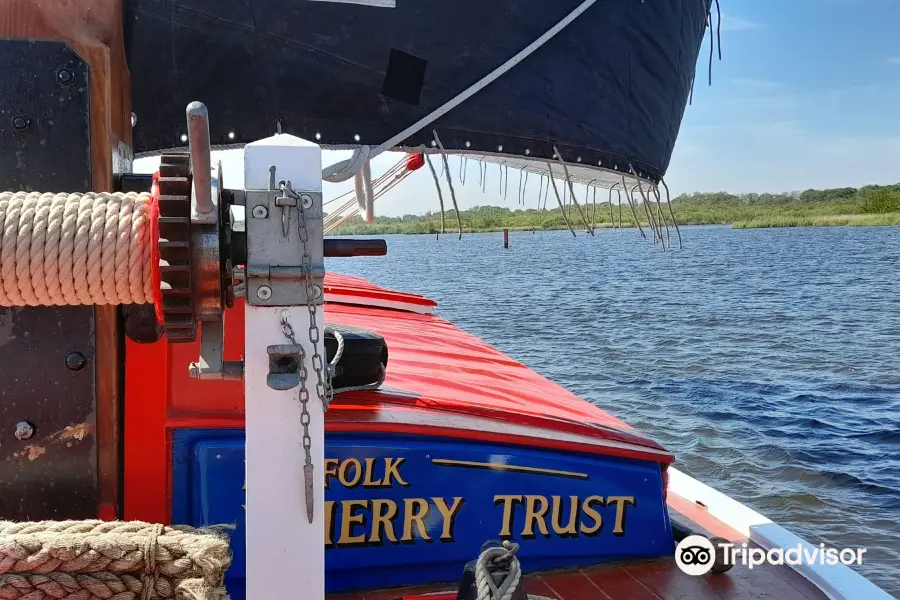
[
  {"left": 321, "top": 0, "right": 601, "bottom": 182},
  {"left": 308, "top": 0, "right": 395, "bottom": 6}
]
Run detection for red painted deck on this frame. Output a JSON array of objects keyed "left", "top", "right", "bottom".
[
  {"left": 324, "top": 274, "right": 671, "bottom": 462},
  {"left": 327, "top": 551, "right": 828, "bottom": 600}
]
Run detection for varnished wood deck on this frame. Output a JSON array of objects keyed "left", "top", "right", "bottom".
[
  {"left": 328, "top": 553, "right": 828, "bottom": 600},
  {"left": 328, "top": 489, "right": 829, "bottom": 600}
]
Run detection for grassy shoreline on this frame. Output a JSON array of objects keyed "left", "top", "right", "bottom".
[
  {"left": 329, "top": 185, "right": 900, "bottom": 235},
  {"left": 332, "top": 213, "right": 900, "bottom": 235},
  {"left": 731, "top": 213, "right": 900, "bottom": 229}
]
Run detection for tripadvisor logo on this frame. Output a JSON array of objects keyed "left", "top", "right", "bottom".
[
  {"left": 675, "top": 535, "right": 867, "bottom": 576},
  {"left": 676, "top": 535, "right": 718, "bottom": 576}
]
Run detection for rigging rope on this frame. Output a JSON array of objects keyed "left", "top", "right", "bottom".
[
  {"left": 0, "top": 191, "right": 153, "bottom": 307},
  {"left": 629, "top": 165, "right": 663, "bottom": 248},
  {"left": 424, "top": 154, "right": 447, "bottom": 233},
  {"left": 553, "top": 146, "right": 594, "bottom": 235},
  {"left": 545, "top": 164, "right": 576, "bottom": 238},
  {"left": 661, "top": 177, "right": 683, "bottom": 249},
  {"left": 432, "top": 131, "right": 463, "bottom": 240},
  {"left": 324, "top": 158, "right": 407, "bottom": 232},
  {"left": 621, "top": 176, "right": 646, "bottom": 238}
]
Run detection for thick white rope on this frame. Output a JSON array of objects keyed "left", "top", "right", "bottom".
[
  {"left": 324, "top": 159, "right": 412, "bottom": 234},
  {"left": 475, "top": 541, "right": 522, "bottom": 600},
  {"left": 0, "top": 191, "right": 153, "bottom": 307},
  {"left": 321, "top": 0, "right": 600, "bottom": 182},
  {"left": 324, "top": 144, "right": 372, "bottom": 183}
]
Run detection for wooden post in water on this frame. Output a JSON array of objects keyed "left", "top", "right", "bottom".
[{"left": 503, "top": 228, "right": 509, "bottom": 248}]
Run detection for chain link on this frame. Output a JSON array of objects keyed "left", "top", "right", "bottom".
[
  {"left": 280, "top": 312, "right": 312, "bottom": 459},
  {"left": 288, "top": 181, "right": 332, "bottom": 411},
  {"left": 281, "top": 316, "right": 298, "bottom": 345},
  {"left": 277, "top": 179, "right": 331, "bottom": 523}
]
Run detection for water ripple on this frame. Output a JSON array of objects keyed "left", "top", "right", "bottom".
[{"left": 331, "top": 225, "right": 900, "bottom": 595}]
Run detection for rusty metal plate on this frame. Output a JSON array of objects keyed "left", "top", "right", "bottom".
[
  {"left": 0, "top": 308, "right": 98, "bottom": 519},
  {"left": 0, "top": 40, "right": 97, "bottom": 520}
]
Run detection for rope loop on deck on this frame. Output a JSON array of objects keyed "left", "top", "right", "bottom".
[
  {"left": 475, "top": 540, "right": 522, "bottom": 600},
  {"left": 140, "top": 523, "right": 163, "bottom": 600},
  {"left": 0, "top": 191, "right": 154, "bottom": 307}
]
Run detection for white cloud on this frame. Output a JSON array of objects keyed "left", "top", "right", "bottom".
[
  {"left": 719, "top": 14, "right": 765, "bottom": 32},
  {"left": 887, "top": 57, "right": 900, "bottom": 65}
]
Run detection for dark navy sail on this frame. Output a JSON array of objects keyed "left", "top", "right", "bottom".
[{"left": 125, "top": 0, "right": 710, "bottom": 183}]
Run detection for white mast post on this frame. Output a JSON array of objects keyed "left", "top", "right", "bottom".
[{"left": 243, "top": 134, "right": 325, "bottom": 600}]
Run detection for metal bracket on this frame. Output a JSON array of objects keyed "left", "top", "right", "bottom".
[
  {"left": 189, "top": 317, "right": 244, "bottom": 380},
  {"left": 245, "top": 187, "right": 324, "bottom": 307},
  {"left": 266, "top": 344, "right": 305, "bottom": 390}
]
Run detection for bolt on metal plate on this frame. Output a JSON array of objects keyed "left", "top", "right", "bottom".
[
  {"left": 257, "top": 285, "right": 273, "bottom": 300},
  {"left": 65, "top": 351, "right": 87, "bottom": 371},
  {"left": 14, "top": 421, "right": 34, "bottom": 441}
]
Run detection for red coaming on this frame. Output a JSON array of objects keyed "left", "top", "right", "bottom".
[
  {"left": 124, "top": 273, "right": 672, "bottom": 523},
  {"left": 324, "top": 273, "right": 437, "bottom": 309}
]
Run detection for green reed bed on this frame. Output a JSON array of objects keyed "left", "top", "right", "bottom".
[
  {"left": 330, "top": 184, "right": 900, "bottom": 234},
  {"left": 732, "top": 213, "right": 900, "bottom": 229}
]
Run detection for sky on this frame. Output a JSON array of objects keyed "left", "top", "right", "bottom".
[{"left": 135, "top": 0, "right": 900, "bottom": 217}]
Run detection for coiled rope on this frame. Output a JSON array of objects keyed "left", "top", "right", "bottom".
[
  {"left": 0, "top": 191, "right": 154, "bottom": 307},
  {"left": 0, "top": 520, "right": 231, "bottom": 600}
]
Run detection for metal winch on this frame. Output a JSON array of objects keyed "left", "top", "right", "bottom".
[{"left": 115, "top": 102, "right": 386, "bottom": 381}]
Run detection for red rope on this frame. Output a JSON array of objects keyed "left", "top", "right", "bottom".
[{"left": 149, "top": 171, "right": 164, "bottom": 325}]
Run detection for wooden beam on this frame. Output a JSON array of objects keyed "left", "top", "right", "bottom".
[{"left": 1, "top": 0, "right": 132, "bottom": 519}]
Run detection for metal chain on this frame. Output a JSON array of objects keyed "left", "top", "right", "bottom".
[
  {"left": 289, "top": 182, "right": 332, "bottom": 411},
  {"left": 280, "top": 312, "right": 312, "bottom": 465},
  {"left": 276, "top": 178, "right": 331, "bottom": 523},
  {"left": 279, "top": 180, "right": 332, "bottom": 411}
]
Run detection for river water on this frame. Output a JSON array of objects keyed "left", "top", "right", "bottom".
[{"left": 328, "top": 225, "right": 900, "bottom": 595}]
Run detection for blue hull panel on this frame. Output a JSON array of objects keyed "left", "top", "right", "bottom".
[{"left": 172, "top": 429, "right": 673, "bottom": 595}]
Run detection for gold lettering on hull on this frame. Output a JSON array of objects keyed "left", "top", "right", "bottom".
[
  {"left": 323, "top": 496, "right": 464, "bottom": 548},
  {"left": 495, "top": 494, "right": 637, "bottom": 539},
  {"left": 250, "top": 456, "right": 641, "bottom": 547},
  {"left": 371, "top": 499, "right": 399, "bottom": 543},
  {"left": 339, "top": 499, "right": 368, "bottom": 545},
  {"left": 551, "top": 495, "right": 579, "bottom": 537},
  {"left": 433, "top": 497, "right": 466, "bottom": 541},
  {"left": 324, "top": 457, "right": 410, "bottom": 489},
  {"left": 401, "top": 498, "right": 431, "bottom": 542}
]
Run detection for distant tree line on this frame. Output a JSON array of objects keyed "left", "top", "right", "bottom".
[{"left": 329, "top": 184, "right": 900, "bottom": 234}]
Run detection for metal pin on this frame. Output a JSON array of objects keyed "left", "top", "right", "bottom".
[
  {"left": 186, "top": 101, "right": 213, "bottom": 215},
  {"left": 304, "top": 463, "right": 315, "bottom": 523}
]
